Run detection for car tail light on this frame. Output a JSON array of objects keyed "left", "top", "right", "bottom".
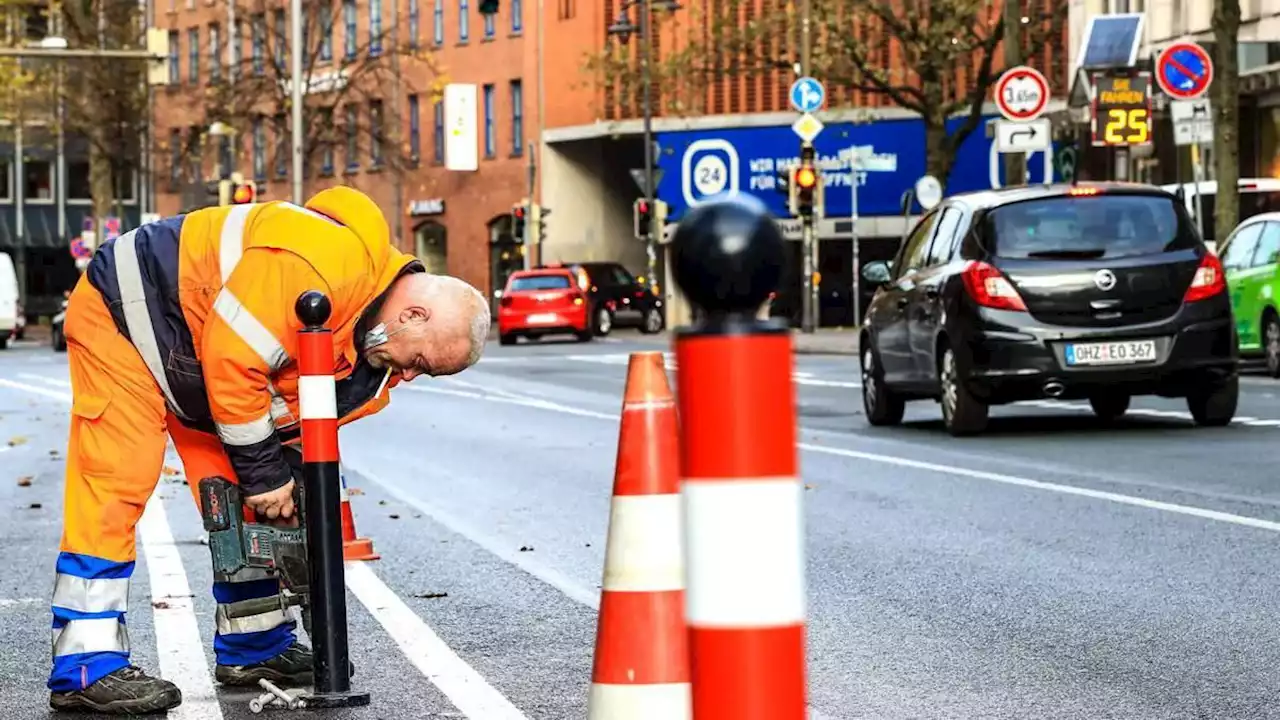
[
  {"left": 500, "top": 296, "right": 513, "bottom": 308},
  {"left": 962, "top": 261, "right": 1027, "bottom": 311},
  {"left": 1068, "top": 187, "right": 1102, "bottom": 196},
  {"left": 572, "top": 292, "right": 585, "bottom": 306},
  {"left": 1184, "top": 253, "right": 1226, "bottom": 303}
]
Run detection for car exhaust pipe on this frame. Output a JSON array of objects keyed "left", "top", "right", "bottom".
[{"left": 1042, "top": 381, "right": 1065, "bottom": 398}]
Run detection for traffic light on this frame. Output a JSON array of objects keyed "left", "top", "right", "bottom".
[
  {"left": 634, "top": 198, "right": 653, "bottom": 240},
  {"left": 651, "top": 200, "right": 668, "bottom": 243},
  {"left": 145, "top": 27, "right": 170, "bottom": 86},
  {"left": 789, "top": 145, "right": 824, "bottom": 218},
  {"left": 218, "top": 177, "right": 257, "bottom": 206},
  {"left": 511, "top": 201, "right": 528, "bottom": 241},
  {"left": 479, "top": 0, "right": 499, "bottom": 13},
  {"left": 532, "top": 204, "right": 550, "bottom": 245}
]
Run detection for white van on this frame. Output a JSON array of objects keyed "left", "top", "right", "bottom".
[
  {"left": 1159, "top": 178, "right": 1280, "bottom": 253},
  {"left": 0, "top": 252, "right": 17, "bottom": 349}
]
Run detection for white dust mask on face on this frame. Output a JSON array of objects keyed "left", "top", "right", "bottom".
[{"left": 362, "top": 321, "right": 413, "bottom": 351}]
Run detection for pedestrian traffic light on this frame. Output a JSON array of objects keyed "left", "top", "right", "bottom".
[
  {"left": 511, "top": 201, "right": 528, "bottom": 241},
  {"left": 230, "top": 181, "right": 256, "bottom": 204},
  {"left": 634, "top": 198, "right": 653, "bottom": 240},
  {"left": 789, "top": 146, "right": 824, "bottom": 218},
  {"left": 479, "top": 0, "right": 499, "bottom": 13}
]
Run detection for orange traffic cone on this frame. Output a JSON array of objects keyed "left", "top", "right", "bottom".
[
  {"left": 588, "top": 352, "right": 691, "bottom": 720},
  {"left": 339, "top": 463, "right": 380, "bottom": 562}
]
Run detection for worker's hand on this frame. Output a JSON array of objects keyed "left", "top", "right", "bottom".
[{"left": 245, "top": 479, "right": 296, "bottom": 523}]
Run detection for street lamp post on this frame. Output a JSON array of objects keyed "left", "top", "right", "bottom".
[{"left": 607, "top": 0, "right": 680, "bottom": 294}]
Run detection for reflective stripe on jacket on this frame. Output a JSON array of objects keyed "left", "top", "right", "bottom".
[{"left": 85, "top": 186, "right": 419, "bottom": 493}]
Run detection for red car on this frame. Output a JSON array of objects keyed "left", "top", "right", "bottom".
[{"left": 498, "top": 269, "right": 592, "bottom": 345}]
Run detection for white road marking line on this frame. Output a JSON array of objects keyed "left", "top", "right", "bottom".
[
  {"left": 138, "top": 494, "right": 224, "bottom": 719},
  {"left": 0, "top": 597, "right": 45, "bottom": 607},
  {"left": 1, "top": 381, "right": 223, "bottom": 716},
  {"left": 344, "top": 562, "right": 531, "bottom": 720},
  {"left": 408, "top": 382, "right": 1280, "bottom": 534},
  {"left": 18, "top": 372, "right": 70, "bottom": 388}
]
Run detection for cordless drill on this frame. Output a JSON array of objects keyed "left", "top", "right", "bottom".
[{"left": 199, "top": 476, "right": 312, "bottom": 635}]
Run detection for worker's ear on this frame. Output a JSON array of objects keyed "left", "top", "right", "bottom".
[{"left": 399, "top": 306, "right": 431, "bottom": 324}]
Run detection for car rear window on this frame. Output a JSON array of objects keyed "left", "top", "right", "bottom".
[
  {"left": 509, "top": 274, "right": 572, "bottom": 291},
  {"left": 984, "top": 193, "right": 1196, "bottom": 260}
]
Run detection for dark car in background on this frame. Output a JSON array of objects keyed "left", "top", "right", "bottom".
[
  {"left": 542, "top": 262, "right": 664, "bottom": 337},
  {"left": 859, "top": 183, "right": 1238, "bottom": 436}
]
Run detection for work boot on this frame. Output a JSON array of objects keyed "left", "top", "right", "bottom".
[
  {"left": 49, "top": 665, "right": 182, "bottom": 715},
  {"left": 216, "top": 642, "right": 314, "bottom": 687}
]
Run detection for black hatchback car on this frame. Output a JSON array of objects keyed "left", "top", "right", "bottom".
[
  {"left": 543, "top": 262, "right": 665, "bottom": 336},
  {"left": 859, "top": 183, "right": 1238, "bottom": 436}
]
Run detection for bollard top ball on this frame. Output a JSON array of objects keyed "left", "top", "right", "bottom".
[
  {"left": 671, "top": 194, "right": 785, "bottom": 315},
  {"left": 295, "top": 290, "right": 332, "bottom": 327}
]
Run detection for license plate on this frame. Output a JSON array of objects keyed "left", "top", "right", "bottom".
[
  {"left": 1064, "top": 340, "right": 1157, "bottom": 366},
  {"left": 526, "top": 313, "right": 557, "bottom": 324}
]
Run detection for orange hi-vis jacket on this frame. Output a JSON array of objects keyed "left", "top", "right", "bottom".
[{"left": 83, "top": 186, "right": 420, "bottom": 494}]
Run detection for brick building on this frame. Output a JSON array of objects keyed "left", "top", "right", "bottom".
[{"left": 151, "top": 0, "right": 538, "bottom": 297}]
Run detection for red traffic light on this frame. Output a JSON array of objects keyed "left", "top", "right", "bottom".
[
  {"left": 795, "top": 166, "right": 817, "bottom": 190},
  {"left": 637, "top": 200, "right": 650, "bottom": 214},
  {"left": 513, "top": 206, "right": 526, "bottom": 219},
  {"left": 231, "top": 184, "right": 255, "bottom": 204}
]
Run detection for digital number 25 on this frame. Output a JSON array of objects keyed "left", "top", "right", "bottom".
[{"left": 1105, "top": 108, "right": 1148, "bottom": 144}]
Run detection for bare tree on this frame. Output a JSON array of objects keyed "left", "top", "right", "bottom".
[
  {"left": 586, "top": 0, "right": 1067, "bottom": 185},
  {"left": 1212, "top": 0, "right": 1240, "bottom": 241},
  {"left": 163, "top": 0, "right": 442, "bottom": 201},
  {"left": 0, "top": 0, "right": 149, "bottom": 229}
]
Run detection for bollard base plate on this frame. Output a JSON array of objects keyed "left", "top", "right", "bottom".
[{"left": 300, "top": 690, "right": 371, "bottom": 708}]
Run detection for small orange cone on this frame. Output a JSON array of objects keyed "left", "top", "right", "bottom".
[
  {"left": 339, "top": 463, "right": 380, "bottom": 562},
  {"left": 588, "top": 351, "right": 691, "bottom": 719}
]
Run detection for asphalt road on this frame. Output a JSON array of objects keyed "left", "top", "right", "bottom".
[{"left": 4, "top": 330, "right": 1280, "bottom": 719}]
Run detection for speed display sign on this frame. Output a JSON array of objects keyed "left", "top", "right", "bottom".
[{"left": 1091, "top": 72, "right": 1153, "bottom": 147}]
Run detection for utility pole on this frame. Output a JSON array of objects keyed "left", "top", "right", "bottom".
[
  {"left": 524, "top": 142, "right": 537, "bottom": 271},
  {"left": 640, "top": 0, "right": 658, "bottom": 295},
  {"left": 799, "top": 0, "right": 816, "bottom": 334},
  {"left": 289, "top": 0, "right": 304, "bottom": 205},
  {"left": 391, "top": 0, "right": 404, "bottom": 249},
  {"left": 1001, "top": 0, "right": 1026, "bottom": 186}
]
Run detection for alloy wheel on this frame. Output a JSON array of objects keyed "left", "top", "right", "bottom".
[
  {"left": 644, "top": 309, "right": 662, "bottom": 333},
  {"left": 597, "top": 308, "right": 612, "bottom": 335},
  {"left": 861, "top": 348, "right": 877, "bottom": 415},
  {"left": 1267, "top": 319, "right": 1280, "bottom": 374},
  {"left": 941, "top": 349, "right": 959, "bottom": 420}
]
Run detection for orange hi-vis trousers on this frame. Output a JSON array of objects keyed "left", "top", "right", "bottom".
[{"left": 48, "top": 276, "right": 297, "bottom": 693}]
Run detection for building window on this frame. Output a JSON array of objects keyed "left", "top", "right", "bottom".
[
  {"left": 482, "top": 83, "right": 494, "bottom": 158},
  {"left": 319, "top": 3, "right": 333, "bottom": 61},
  {"left": 433, "top": 0, "right": 443, "bottom": 45},
  {"left": 209, "top": 23, "right": 221, "bottom": 82},
  {"left": 187, "top": 28, "right": 199, "bottom": 83},
  {"left": 557, "top": 0, "right": 574, "bottom": 20},
  {"left": 408, "top": 94, "right": 420, "bottom": 164},
  {"left": 510, "top": 80, "right": 523, "bottom": 156},
  {"left": 511, "top": 0, "right": 522, "bottom": 32},
  {"left": 167, "top": 30, "right": 179, "bottom": 85},
  {"left": 433, "top": 100, "right": 444, "bottom": 164},
  {"left": 230, "top": 20, "right": 242, "bottom": 80},
  {"left": 273, "top": 9, "right": 285, "bottom": 70},
  {"left": 169, "top": 129, "right": 182, "bottom": 187},
  {"left": 252, "top": 116, "right": 266, "bottom": 181},
  {"left": 115, "top": 169, "right": 137, "bottom": 202},
  {"left": 251, "top": 14, "right": 265, "bottom": 76},
  {"left": 370, "top": 0, "right": 383, "bottom": 56},
  {"left": 344, "top": 0, "right": 357, "bottom": 59},
  {"left": 345, "top": 104, "right": 359, "bottom": 170},
  {"left": 66, "top": 161, "right": 92, "bottom": 200},
  {"left": 24, "top": 160, "right": 52, "bottom": 201},
  {"left": 369, "top": 100, "right": 384, "bottom": 166},
  {"left": 217, "top": 135, "right": 233, "bottom": 179},
  {"left": 273, "top": 115, "right": 287, "bottom": 177},
  {"left": 483, "top": 11, "right": 494, "bottom": 38},
  {"left": 459, "top": 0, "right": 469, "bottom": 42},
  {"left": 408, "top": 0, "right": 419, "bottom": 49},
  {"left": 320, "top": 107, "right": 335, "bottom": 174}
]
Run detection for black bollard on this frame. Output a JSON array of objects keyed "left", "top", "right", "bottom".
[
  {"left": 669, "top": 195, "right": 810, "bottom": 718},
  {"left": 295, "top": 290, "right": 370, "bottom": 708}
]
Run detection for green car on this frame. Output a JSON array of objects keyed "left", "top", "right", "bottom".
[{"left": 1219, "top": 215, "right": 1280, "bottom": 375}]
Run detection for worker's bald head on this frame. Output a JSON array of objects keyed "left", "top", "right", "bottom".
[{"left": 364, "top": 272, "right": 490, "bottom": 381}]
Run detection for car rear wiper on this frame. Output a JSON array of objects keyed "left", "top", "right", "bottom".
[{"left": 1024, "top": 248, "right": 1108, "bottom": 259}]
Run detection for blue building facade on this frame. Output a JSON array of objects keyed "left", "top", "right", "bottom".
[{"left": 655, "top": 114, "right": 1060, "bottom": 222}]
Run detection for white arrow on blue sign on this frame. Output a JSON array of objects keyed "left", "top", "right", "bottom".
[{"left": 789, "top": 77, "right": 826, "bottom": 114}]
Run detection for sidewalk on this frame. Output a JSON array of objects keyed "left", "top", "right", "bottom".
[{"left": 611, "top": 327, "right": 860, "bottom": 356}]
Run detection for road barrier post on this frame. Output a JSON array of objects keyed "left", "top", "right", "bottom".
[
  {"left": 295, "top": 290, "right": 370, "bottom": 708},
  {"left": 670, "top": 196, "right": 809, "bottom": 719}
]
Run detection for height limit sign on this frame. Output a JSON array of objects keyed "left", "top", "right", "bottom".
[{"left": 994, "top": 66, "right": 1051, "bottom": 122}]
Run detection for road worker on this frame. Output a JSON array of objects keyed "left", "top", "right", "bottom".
[{"left": 48, "top": 186, "right": 491, "bottom": 714}]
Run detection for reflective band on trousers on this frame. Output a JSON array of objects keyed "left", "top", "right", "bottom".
[
  {"left": 51, "top": 574, "right": 129, "bottom": 614},
  {"left": 114, "top": 230, "right": 191, "bottom": 419},
  {"left": 215, "top": 605, "right": 289, "bottom": 636},
  {"left": 216, "top": 413, "right": 275, "bottom": 446},
  {"left": 53, "top": 618, "right": 129, "bottom": 656},
  {"left": 212, "top": 289, "right": 290, "bottom": 371}
]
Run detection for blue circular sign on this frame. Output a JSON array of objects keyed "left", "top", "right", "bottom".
[
  {"left": 1156, "top": 42, "right": 1213, "bottom": 100},
  {"left": 789, "top": 77, "right": 826, "bottom": 114}
]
